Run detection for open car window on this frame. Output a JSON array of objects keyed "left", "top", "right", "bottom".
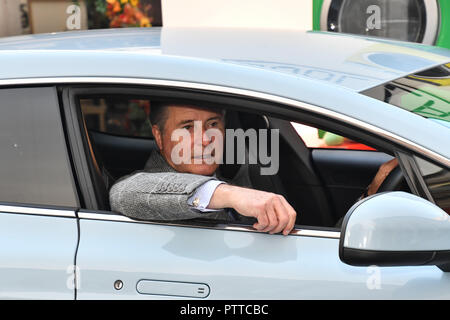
[
  {"left": 73, "top": 89, "right": 408, "bottom": 230},
  {"left": 291, "top": 122, "right": 376, "bottom": 151}
]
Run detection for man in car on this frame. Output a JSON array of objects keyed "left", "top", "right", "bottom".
[{"left": 110, "top": 102, "right": 398, "bottom": 236}]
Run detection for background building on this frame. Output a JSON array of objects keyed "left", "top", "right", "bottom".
[
  {"left": 313, "top": 0, "right": 450, "bottom": 49},
  {"left": 0, "top": 1, "right": 448, "bottom": 49},
  {"left": 0, "top": 0, "right": 162, "bottom": 37}
]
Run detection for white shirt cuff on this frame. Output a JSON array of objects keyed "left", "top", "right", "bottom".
[{"left": 188, "top": 180, "right": 225, "bottom": 212}]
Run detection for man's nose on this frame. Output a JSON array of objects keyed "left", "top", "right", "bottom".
[
  {"left": 202, "top": 131, "right": 212, "bottom": 146},
  {"left": 191, "top": 122, "right": 211, "bottom": 146}
]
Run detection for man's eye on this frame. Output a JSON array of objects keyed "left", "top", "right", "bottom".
[
  {"left": 183, "top": 125, "right": 192, "bottom": 130},
  {"left": 209, "top": 121, "right": 218, "bottom": 127}
]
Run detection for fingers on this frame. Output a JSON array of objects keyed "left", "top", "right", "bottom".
[
  {"left": 253, "top": 212, "right": 268, "bottom": 231},
  {"left": 253, "top": 200, "right": 276, "bottom": 232},
  {"left": 261, "top": 200, "right": 278, "bottom": 233},
  {"left": 254, "top": 195, "right": 297, "bottom": 236},
  {"left": 280, "top": 197, "right": 297, "bottom": 236},
  {"left": 270, "top": 197, "right": 290, "bottom": 235}
]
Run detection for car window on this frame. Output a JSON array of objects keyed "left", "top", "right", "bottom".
[
  {"left": 80, "top": 97, "right": 152, "bottom": 138},
  {"left": 0, "top": 87, "right": 78, "bottom": 207},
  {"left": 76, "top": 91, "right": 385, "bottom": 227},
  {"left": 414, "top": 156, "right": 450, "bottom": 214},
  {"left": 291, "top": 122, "right": 376, "bottom": 150}
]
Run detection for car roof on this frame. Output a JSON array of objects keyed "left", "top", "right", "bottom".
[
  {"left": 0, "top": 27, "right": 449, "bottom": 164},
  {"left": 0, "top": 27, "right": 449, "bottom": 92}
]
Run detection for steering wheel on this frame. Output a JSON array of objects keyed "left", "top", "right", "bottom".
[
  {"left": 335, "top": 164, "right": 406, "bottom": 228},
  {"left": 376, "top": 165, "right": 406, "bottom": 193}
]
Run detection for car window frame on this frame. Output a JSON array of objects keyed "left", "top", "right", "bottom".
[{"left": 59, "top": 83, "right": 446, "bottom": 236}]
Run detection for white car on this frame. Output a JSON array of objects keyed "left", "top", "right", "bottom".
[{"left": 0, "top": 27, "right": 448, "bottom": 299}]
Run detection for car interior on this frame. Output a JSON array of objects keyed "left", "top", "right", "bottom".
[{"left": 76, "top": 93, "right": 411, "bottom": 229}]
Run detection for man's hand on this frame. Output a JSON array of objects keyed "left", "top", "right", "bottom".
[
  {"left": 367, "top": 158, "right": 399, "bottom": 196},
  {"left": 209, "top": 184, "right": 297, "bottom": 236}
]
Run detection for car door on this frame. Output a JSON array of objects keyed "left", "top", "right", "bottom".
[
  {"left": 66, "top": 85, "right": 450, "bottom": 299},
  {"left": 0, "top": 87, "right": 79, "bottom": 299},
  {"left": 74, "top": 212, "right": 450, "bottom": 299}
]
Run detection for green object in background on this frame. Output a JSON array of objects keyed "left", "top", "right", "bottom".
[
  {"left": 401, "top": 86, "right": 450, "bottom": 122},
  {"left": 318, "top": 128, "right": 326, "bottom": 139},
  {"left": 436, "top": 0, "right": 450, "bottom": 49},
  {"left": 313, "top": 0, "right": 450, "bottom": 50},
  {"left": 313, "top": 0, "right": 324, "bottom": 31},
  {"left": 319, "top": 129, "right": 345, "bottom": 146},
  {"left": 323, "top": 132, "right": 345, "bottom": 146}
]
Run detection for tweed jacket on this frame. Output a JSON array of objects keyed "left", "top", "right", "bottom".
[{"left": 109, "top": 150, "right": 254, "bottom": 222}]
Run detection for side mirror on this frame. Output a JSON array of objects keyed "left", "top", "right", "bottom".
[{"left": 339, "top": 192, "right": 450, "bottom": 272}]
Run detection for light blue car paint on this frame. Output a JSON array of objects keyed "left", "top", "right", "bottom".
[
  {"left": 75, "top": 218, "right": 450, "bottom": 300},
  {"left": 0, "top": 27, "right": 448, "bottom": 90},
  {"left": 431, "top": 119, "right": 450, "bottom": 129},
  {"left": 0, "top": 212, "right": 78, "bottom": 299},
  {"left": 343, "top": 192, "right": 450, "bottom": 251}
]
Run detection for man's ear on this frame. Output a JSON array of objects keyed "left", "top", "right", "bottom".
[{"left": 152, "top": 125, "right": 163, "bottom": 151}]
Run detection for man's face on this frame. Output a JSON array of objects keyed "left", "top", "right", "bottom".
[{"left": 152, "top": 105, "right": 225, "bottom": 176}]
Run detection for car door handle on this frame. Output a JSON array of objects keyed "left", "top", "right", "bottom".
[{"left": 136, "top": 279, "right": 210, "bottom": 298}]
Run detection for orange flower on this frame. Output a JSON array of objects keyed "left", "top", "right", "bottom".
[
  {"left": 119, "top": 13, "right": 129, "bottom": 24},
  {"left": 135, "top": 11, "right": 144, "bottom": 20},
  {"left": 105, "top": 0, "right": 152, "bottom": 28},
  {"left": 123, "top": 3, "right": 133, "bottom": 15},
  {"left": 110, "top": 17, "right": 122, "bottom": 28},
  {"left": 140, "top": 17, "right": 151, "bottom": 27},
  {"left": 113, "top": 1, "right": 121, "bottom": 12}
]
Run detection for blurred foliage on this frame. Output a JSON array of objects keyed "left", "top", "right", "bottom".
[{"left": 84, "top": 0, "right": 153, "bottom": 28}]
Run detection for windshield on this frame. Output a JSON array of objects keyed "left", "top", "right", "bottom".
[{"left": 362, "top": 63, "right": 450, "bottom": 123}]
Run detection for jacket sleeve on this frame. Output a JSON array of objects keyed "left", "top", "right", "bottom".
[{"left": 109, "top": 171, "right": 227, "bottom": 221}]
